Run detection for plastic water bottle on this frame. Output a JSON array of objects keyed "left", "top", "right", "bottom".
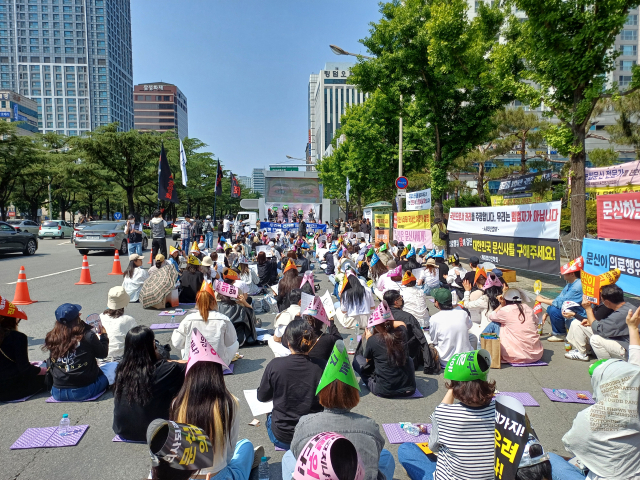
[
  {"left": 354, "top": 323, "right": 360, "bottom": 339},
  {"left": 258, "top": 456, "right": 269, "bottom": 480},
  {"left": 59, "top": 413, "right": 70, "bottom": 436},
  {"left": 402, "top": 422, "right": 420, "bottom": 436},
  {"left": 347, "top": 337, "right": 356, "bottom": 355}
]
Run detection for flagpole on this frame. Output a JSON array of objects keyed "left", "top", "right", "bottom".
[{"left": 213, "top": 159, "right": 219, "bottom": 230}]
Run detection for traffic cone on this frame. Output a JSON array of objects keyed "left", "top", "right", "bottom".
[
  {"left": 200, "top": 236, "right": 204, "bottom": 244},
  {"left": 12, "top": 266, "right": 37, "bottom": 305},
  {"left": 108, "top": 250, "right": 123, "bottom": 275},
  {"left": 148, "top": 253, "right": 153, "bottom": 264},
  {"left": 75, "top": 255, "right": 95, "bottom": 285}
]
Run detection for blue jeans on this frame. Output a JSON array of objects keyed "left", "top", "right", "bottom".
[
  {"left": 207, "top": 438, "right": 254, "bottom": 480},
  {"left": 51, "top": 372, "right": 108, "bottom": 401},
  {"left": 398, "top": 443, "right": 437, "bottom": 480},
  {"left": 548, "top": 453, "right": 587, "bottom": 480},
  {"left": 266, "top": 414, "right": 290, "bottom": 450},
  {"left": 281, "top": 448, "right": 395, "bottom": 480},
  {"left": 548, "top": 305, "right": 575, "bottom": 335},
  {"left": 127, "top": 242, "right": 142, "bottom": 256},
  {"left": 482, "top": 321, "right": 501, "bottom": 336},
  {"left": 181, "top": 237, "right": 191, "bottom": 253},
  {"left": 205, "top": 231, "right": 214, "bottom": 249}
]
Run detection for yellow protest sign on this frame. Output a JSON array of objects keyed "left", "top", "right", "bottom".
[
  {"left": 533, "top": 280, "right": 542, "bottom": 294},
  {"left": 599, "top": 269, "right": 621, "bottom": 287},
  {"left": 395, "top": 212, "right": 431, "bottom": 230},
  {"left": 374, "top": 214, "right": 390, "bottom": 229},
  {"left": 582, "top": 271, "right": 601, "bottom": 304}
]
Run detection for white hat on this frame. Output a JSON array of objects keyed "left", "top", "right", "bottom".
[
  {"left": 201, "top": 257, "right": 213, "bottom": 267},
  {"left": 206, "top": 215, "right": 211, "bottom": 219},
  {"left": 129, "top": 253, "right": 144, "bottom": 261},
  {"left": 503, "top": 287, "right": 531, "bottom": 303},
  {"left": 107, "top": 286, "right": 130, "bottom": 310}
]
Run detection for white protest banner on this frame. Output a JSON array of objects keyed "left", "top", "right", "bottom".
[
  {"left": 406, "top": 188, "right": 432, "bottom": 211},
  {"left": 321, "top": 290, "right": 336, "bottom": 319},
  {"left": 447, "top": 201, "right": 561, "bottom": 240}
]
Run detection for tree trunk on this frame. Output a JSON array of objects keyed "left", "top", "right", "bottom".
[
  {"left": 570, "top": 127, "right": 587, "bottom": 258},
  {"left": 126, "top": 188, "right": 135, "bottom": 216},
  {"left": 454, "top": 186, "right": 459, "bottom": 207},
  {"left": 0, "top": 199, "right": 5, "bottom": 221},
  {"left": 521, "top": 136, "right": 527, "bottom": 174},
  {"left": 106, "top": 197, "right": 111, "bottom": 220},
  {"left": 59, "top": 195, "right": 65, "bottom": 223},
  {"left": 477, "top": 163, "right": 485, "bottom": 203}
]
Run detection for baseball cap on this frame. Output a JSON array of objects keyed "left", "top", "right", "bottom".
[
  {"left": 432, "top": 288, "right": 452, "bottom": 307},
  {"left": 492, "top": 268, "right": 503, "bottom": 277},
  {"left": 469, "top": 256, "right": 480, "bottom": 265},
  {"left": 55, "top": 303, "right": 82, "bottom": 324},
  {"left": 129, "top": 253, "right": 144, "bottom": 262}
]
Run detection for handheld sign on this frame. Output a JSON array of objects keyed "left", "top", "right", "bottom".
[
  {"left": 494, "top": 396, "right": 528, "bottom": 480},
  {"left": 533, "top": 280, "right": 542, "bottom": 295},
  {"left": 85, "top": 313, "right": 102, "bottom": 333}
]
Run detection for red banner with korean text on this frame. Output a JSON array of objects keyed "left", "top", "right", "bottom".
[{"left": 596, "top": 192, "right": 640, "bottom": 241}]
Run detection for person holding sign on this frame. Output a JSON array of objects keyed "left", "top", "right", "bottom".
[
  {"left": 216, "top": 275, "right": 258, "bottom": 347},
  {"left": 299, "top": 293, "right": 342, "bottom": 362},
  {"left": 397, "top": 350, "right": 496, "bottom": 480},
  {"left": 282, "top": 340, "right": 395, "bottom": 480}
]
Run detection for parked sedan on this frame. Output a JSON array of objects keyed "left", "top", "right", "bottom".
[
  {"left": 74, "top": 221, "right": 148, "bottom": 255},
  {"left": 6, "top": 219, "right": 40, "bottom": 235},
  {"left": 0, "top": 221, "right": 38, "bottom": 255},
  {"left": 39, "top": 220, "right": 74, "bottom": 239}
]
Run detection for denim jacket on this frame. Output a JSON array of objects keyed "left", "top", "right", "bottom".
[
  {"left": 290, "top": 408, "right": 387, "bottom": 480},
  {"left": 552, "top": 278, "right": 586, "bottom": 316}
]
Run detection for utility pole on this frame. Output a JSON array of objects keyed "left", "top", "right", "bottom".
[{"left": 397, "top": 94, "right": 403, "bottom": 213}]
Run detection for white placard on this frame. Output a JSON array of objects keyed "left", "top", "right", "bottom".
[
  {"left": 447, "top": 201, "right": 561, "bottom": 239},
  {"left": 321, "top": 290, "right": 336, "bottom": 319},
  {"left": 243, "top": 389, "right": 273, "bottom": 416},
  {"left": 406, "top": 188, "right": 432, "bottom": 211}
]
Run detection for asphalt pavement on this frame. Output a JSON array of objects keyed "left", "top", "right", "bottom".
[{"left": 0, "top": 239, "right": 595, "bottom": 480}]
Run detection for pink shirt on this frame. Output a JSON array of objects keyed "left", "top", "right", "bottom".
[{"left": 488, "top": 304, "right": 543, "bottom": 364}]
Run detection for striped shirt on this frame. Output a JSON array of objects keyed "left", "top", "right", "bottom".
[{"left": 429, "top": 401, "right": 495, "bottom": 480}]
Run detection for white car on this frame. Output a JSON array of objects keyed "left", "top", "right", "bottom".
[
  {"left": 39, "top": 220, "right": 74, "bottom": 239},
  {"left": 7, "top": 219, "right": 40, "bottom": 235},
  {"left": 172, "top": 217, "right": 188, "bottom": 240}
]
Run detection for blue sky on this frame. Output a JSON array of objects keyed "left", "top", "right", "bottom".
[{"left": 131, "top": 0, "right": 382, "bottom": 177}]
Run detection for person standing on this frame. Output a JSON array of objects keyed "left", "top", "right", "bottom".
[
  {"left": 223, "top": 215, "right": 231, "bottom": 239},
  {"left": 203, "top": 215, "right": 214, "bottom": 250},
  {"left": 149, "top": 210, "right": 167, "bottom": 259},
  {"left": 431, "top": 217, "right": 448, "bottom": 255},
  {"left": 180, "top": 214, "right": 192, "bottom": 253},
  {"left": 124, "top": 214, "right": 143, "bottom": 256},
  {"left": 298, "top": 218, "right": 307, "bottom": 238}
]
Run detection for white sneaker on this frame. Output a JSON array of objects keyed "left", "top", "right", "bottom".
[
  {"left": 547, "top": 335, "right": 566, "bottom": 342},
  {"left": 564, "top": 350, "right": 589, "bottom": 361}
]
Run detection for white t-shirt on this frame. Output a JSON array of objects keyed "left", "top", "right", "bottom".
[
  {"left": 420, "top": 268, "right": 441, "bottom": 289},
  {"left": 377, "top": 272, "right": 401, "bottom": 293},
  {"left": 341, "top": 288, "right": 375, "bottom": 316},
  {"left": 223, "top": 219, "right": 231, "bottom": 232},
  {"left": 99, "top": 313, "right": 137, "bottom": 359},
  {"left": 233, "top": 280, "right": 250, "bottom": 295},
  {"left": 429, "top": 309, "right": 473, "bottom": 364}
]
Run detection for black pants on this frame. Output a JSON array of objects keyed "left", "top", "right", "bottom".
[
  {"left": 0, "top": 373, "right": 46, "bottom": 402},
  {"left": 152, "top": 237, "right": 167, "bottom": 260}
]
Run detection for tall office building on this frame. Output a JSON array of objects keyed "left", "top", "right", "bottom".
[
  {"left": 0, "top": 89, "right": 38, "bottom": 134},
  {"left": 0, "top": 0, "right": 133, "bottom": 136},
  {"left": 237, "top": 175, "right": 252, "bottom": 191},
  {"left": 251, "top": 168, "right": 265, "bottom": 196},
  {"left": 309, "top": 62, "right": 368, "bottom": 161},
  {"left": 133, "top": 82, "right": 188, "bottom": 139}
]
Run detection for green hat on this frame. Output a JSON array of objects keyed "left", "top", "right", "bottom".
[
  {"left": 444, "top": 349, "right": 492, "bottom": 382},
  {"left": 316, "top": 341, "right": 361, "bottom": 394},
  {"left": 432, "top": 288, "right": 452, "bottom": 307},
  {"left": 366, "top": 248, "right": 374, "bottom": 258},
  {"left": 406, "top": 244, "right": 412, "bottom": 251},
  {"left": 380, "top": 243, "right": 388, "bottom": 252},
  {"left": 589, "top": 359, "right": 611, "bottom": 376}
]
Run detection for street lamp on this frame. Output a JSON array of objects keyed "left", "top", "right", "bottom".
[
  {"left": 285, "top": 155, "right": 305, "bottom": 161},
  {"left": 329, "top": 44, "right": 374, "bottom": 60}
]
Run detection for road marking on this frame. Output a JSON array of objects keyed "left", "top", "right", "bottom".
[
  {"left": 6, "top": 265, "right": 95, "bottom": 284},
  {"left": 57, "top": 242, "right": 74, "bottom": 245}
]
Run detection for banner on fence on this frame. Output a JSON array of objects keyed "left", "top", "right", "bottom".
[
  {"left": 393, "top": 229, "right": 433, "bottom": 249},
  {"left": 582, "top": 238, "right": 640, "bottom": 297},
  {"left": 374, "top": 229, "right": 390, "bottom": 244},
  {"left": 585, "top": 160, "right": 640, "bottom": 197},
  {"left": 497, "top": 170, "right": 552, "bottom": 195},
  {"left": 374, "top": 214, "right": 390, "bottom": 229},
  {"left": 490, "top": 192, "right": 551, "bottom": 207},
  {"left": 259, "top": 221, "right": 326, "bottom": 237},
  {"left": 393, "top": 211, "right": 432, "bottom": 249},
  {"left": 596, "top": 191, "right": 640, "bottom": 241},
  {"left": 406, "top": 188, "right": 432, "bottom": 211},
  {"left": 448, "top": 232, "right": 560, "bottom": 275},
  {"left": 447, "top": 201, "right": 561, "bottom": 240}
]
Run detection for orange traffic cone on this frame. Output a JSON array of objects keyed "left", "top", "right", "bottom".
[
  {"left": 12, "top": 266, "right": 37, "bottom": 305},
  {"left": 200, "top": 236, "right": 204, "bottom": 244},
  {"left": 148, "top": 253, "right": 153, "bottom": 264},
  {"left": 108, "top": 250, "right": 123, "bottom": 275},
  {"left": 75, "top": 255, "right": 95, "bottom": 285}
]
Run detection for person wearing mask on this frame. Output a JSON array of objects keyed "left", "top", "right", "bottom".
[
  {"left": 0, "top": 296, "right": 47, "bottom": 402},
  {"left": 336, "top": 271, "right": 376, "bottom": 329},
  {"left": 180, "top": 215, "right": 192, "bottom": 253},
  {"left": 398, "top": 350, "right": 496, "bottom": 480},
  {"left": 269, "top": 289, "right": 303, "bottom": 357},
  {"left": 564, "top": 284, "right": 639, "bottom": 362},
  {"left": 170, "top": 328, "right": 262, "bottom": 479},
  {"left": 283, "top": 340, "right": 395, "bottom": 480},
  {"left": 431, "top": 218, "right": 448, "bottom": 255},
  {"left": 202, "top": 215, "right": 214, "bottom": 250},
  {"left": 100, "top": 286, "right": 137, "bottom": 362},
  {"left": 352, "top": 301, "right": 416, "bottom": 397},
  {"left": 216, "top": 273, "right": 259, "bottom": 346},
  {"left": 428, "top": 288, "right": 474, "bottom": 366},
  {"left": 124, "top": 214, "right": 144, "bottom": 256},
  {"left": 399, "top": 269, "right": 430, "bottom": 329},
  {"left": 149, "top": 210, "right": 168, "bottom": 260},
  {"left": 43, "top": 303, "right": 109, "bottom": 401},
  {"left": 256, "top": 251, "right": 278, "bottom": 287},
  {"left": 122, "top": 254, "right": 149, "bottom": 303},
  {"left": 257, "top": 319, "right": 326, "bottom": 450},
  {"left": 178, "top": 255, "right": 205, "bottom": 304},
  {"left": 112, "top": 326, "right": 186, "bottom": 442},
  {"left": 299, "top": 294, "right": 342, "bottom": 362},
  {"left": 483, "top": 287, "right": 544, "bottom": 365},
  {"left": 536, "top": 257, "right": 585, "bottom": 342},
  {"left": 276, "top": 260, "right": 302, "bottom": 312}
]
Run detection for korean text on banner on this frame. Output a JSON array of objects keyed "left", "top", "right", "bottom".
[
  {"left": 259, "top": 222, "right": 326, "bottom": 237},
  {"left": 582, "top": 237, "right": 640, "bottom": 296},
  {"left": 581, "top": 271, "right": 601, "bottom": 304},
  {"left": 447, "top": 201, "right": 561, "bottom": 240},
  {"left": 394, "top": 212, "right": 431, "bottom": 230},
  {"left": 406, "top": 188, "right": 432, "bottom": 211},
  {"left": 393, "top": 229, "right": 433, "bottom": 249},
  {"left": 494, "top": 396, "right": 528, "bottom": 480},
  {"left": 586, "top": 160, "right": 640, "bottom": 189},
  {"left": 375, "top": 229, "right": 389, "bottom": 243},
  {"left": 448, "top": 232, "right": 560, "bottom": 275},
  {"left": 374, "top": 214, "right": 390, "bottom": 229},
  {"left": 596, "top": 192, "right": 640, "bottom": 241}
]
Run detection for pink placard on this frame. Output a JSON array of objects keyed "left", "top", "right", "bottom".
[{"left": 214, "top": 280, "right": 238, "bottom": 298}]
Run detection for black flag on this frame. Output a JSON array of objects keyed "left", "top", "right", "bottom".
[
  {"left": 215, "top": 161, "right": 223, "bottom": 196},
  {"left": 158, "top": 143, "right": 178, "bottom": 204},
  {"left": 231, "top": 174, "right": 241, "bottom": 198}
]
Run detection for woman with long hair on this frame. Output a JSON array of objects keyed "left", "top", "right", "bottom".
[
  {"left": 300, "top": 297, "right": 342, "bottom": 362},
  {"left": 276, "top": 260, "right": 302, "bottom": 312},
  {"left": 353, "top": 301, "right": 416, "bottom": 397},
  {"left": 42, "top": 303, "right": 109, "bottom": 401},
  {"left": 461, "top": 271, "right": 502, "bottom": 346},
  {"left": 172, "top": 281, "right": 239, "bottom": 365},
  {"left": 0, "top": 295, "right": 47, "bottom": 402},
  {"left": 179, "top": 255, "right": 205, "bottom": 304},
  {"left": 238, "top": 257, "right": 262, "bottom": 295},
  {"left": 257, "top": 318, "right": 326, "bottom": 450},
  {"left": 336, "top": 272, "right": 375, "bottom": 329},
  {"left": 256, "top": 251, "right": 278, "bottom": 286},
  {"left": 100, "top": 286, "right": 137, "bottom": 361},
  {"left": 417, "top": 258, "right": 441, "bottom": 296},
  {"left": 170, "top": 330, "right": 261, "bottom": 480},
  {"left": 484, "top": 288, "right": 543, "bottom": 364},
  {"left": 113, "top": 326, "right": 186, "bottom": 442},
  {"left": 122, "top": 253, "right": 149, "bottom": 302},
  {"left": 216, "top": 270, "right": 259, "bottom": 346}
]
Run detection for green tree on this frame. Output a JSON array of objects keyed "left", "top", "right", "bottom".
[
  {"left": 0, "top": 122, "right": 38, "bottom": 221},
  {"left": 599, "top": 90, "right": 640, "bottom": 160},
  {"left": 501, "top": 0, "right": 640, "bottom": 256},
  {"left": 350, "top": 0, "right": 512, "bottom": 218},
  {"left": 494, "top": 108, "right": 549, "bottom": 174}
]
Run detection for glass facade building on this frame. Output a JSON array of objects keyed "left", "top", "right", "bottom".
[
  {"left": 251, "top": 168, "right": 265, "bottom": 196},
  {"left": 0, "top": 0, "right": 133, "bottom": 136},
  {"left": 133, "top": 82, "right": 188, "bottom": 140}
]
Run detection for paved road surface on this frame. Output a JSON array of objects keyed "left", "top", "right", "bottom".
[{"left": 0, "top": 240, "right": 594, "bottom": 480}]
